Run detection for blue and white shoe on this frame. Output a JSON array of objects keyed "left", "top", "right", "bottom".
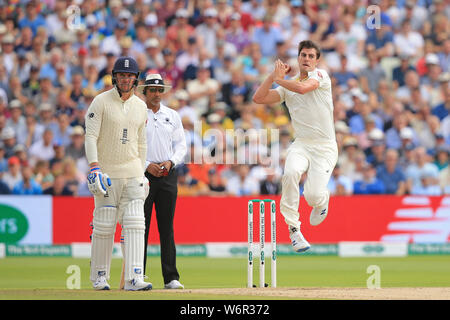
[
  {"left": 124, "top": 278, "right": 153, "bottom": 291},
  {"left": 93, "top": 272, "right": 110, "bottom": 290},
  {"left": 310, "top": 207, "right": 328, "bottom": 226},
  {"left": 289, "top": 226, "right": 310, "bottom": 253}
]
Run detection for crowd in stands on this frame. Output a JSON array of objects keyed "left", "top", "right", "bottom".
[{"left": 0, "top": 0, "right": 449, "bottom": 197}]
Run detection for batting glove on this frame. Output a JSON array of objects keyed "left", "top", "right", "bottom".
[{"left": 87, "top": 166, "right": 112, "bottom": 196}]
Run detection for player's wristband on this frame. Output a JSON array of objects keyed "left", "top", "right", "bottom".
[{"left": 90, "top": 166, "right": 100, "bottom": 173}]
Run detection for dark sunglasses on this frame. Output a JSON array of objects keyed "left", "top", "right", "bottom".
[{"left": 148, "top": 87, "right": 165, "bottom": 93}]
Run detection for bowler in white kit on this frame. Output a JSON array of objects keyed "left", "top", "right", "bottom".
[
  {"left": 253, "top": 40, "right": 338, "bottom": 252},
  {"left": 85, "top": 56, "right": 152, "bottom": 290}
]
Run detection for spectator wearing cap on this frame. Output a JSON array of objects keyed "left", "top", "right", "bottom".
[
  {"left": 12, "top": 164, "right": 42, "bottom": 195},
  {"left": 28, "top": 128, "right": 56, "bottom": 167},
  {"left": 251, "top": 14, "right": 284, "bottom": 58},
  {"left": 1, "top": 34, "right": 17, "bottom": 76},
  {"left": 1, "top": 127, "right": 17, "bottom": 159},
  {"left": 158, "top": 48, "right": 184, "bottom": 90},
  {"left": 6, "top": 100, "right": 27, "bottom": 146},
  {"left": 65, "top": 125, "right": 86, "bottom": 162},
  {"left": 37, "top": 103, "right": 56, "bottom": 129},
  {"left": 166, "top": 8, "right": 195, "bottom": 52},
  {"left": 376, "top": 149, "right": 407, "bottom": 195},
  {"left": 143, "top": 38, "right": 164, "bottom": 71},
  {"left": 174, "top": 89, "right": 197, "bottom": 124},
  {"left": 18, "top": 0, "right": 47, "bottom": 36},
  {"left": 353, "top": 162, "right": 386, "bottom": 195},
  {"left": 2, "top": 156, "right": 22, "bottom": 191}
]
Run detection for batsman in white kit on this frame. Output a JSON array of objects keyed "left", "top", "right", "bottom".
[
  {"left": 85, "top": 56, "right": 152, "bottom": 290},
  {"left": 253, "top": 40, "right": 338, "bottom": 252}
]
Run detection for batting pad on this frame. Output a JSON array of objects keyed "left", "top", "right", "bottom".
[
  {"left": 90, "top": 206, "right": 117, "bottom": 282},
  {"left": 122, "top": 199, "right": 146, "bottom": 281}
]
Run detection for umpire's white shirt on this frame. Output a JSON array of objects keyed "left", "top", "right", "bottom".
[{"left": 145, "top": 104, "right": 187, "bottom": 168}]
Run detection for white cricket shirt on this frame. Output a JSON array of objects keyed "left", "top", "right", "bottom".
[
  {"left": 145, "top": 104, "right": 187, "bottom": 168},
  {"left": 84, "top": 87, "right": 148, "bottom": 178},
  {"left": 276, "top": 68, "right": 336, "bottom": 144}
]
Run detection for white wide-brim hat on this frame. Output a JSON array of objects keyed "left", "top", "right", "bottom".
[{"left": 137, "top": 73, "right": 172, "bottom": 94}]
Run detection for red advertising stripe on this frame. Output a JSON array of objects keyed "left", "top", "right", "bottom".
[{"left": 52, "top": 195, "right": 414, "bottom": 244}]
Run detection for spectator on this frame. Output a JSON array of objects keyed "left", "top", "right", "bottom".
[
  {"left": 353, "top": 162, "right": 386, "bottom": 195},
  {"left": 0, "top": 178, "right": 10, "bottom": 194},
  {"left": 225, "top": 164, "right": 259, "bottom": 196},
  {"left": 393, "top": 19, "right": 424, "bottom": 59},
  {"left": 186, "top": 65, "right": 220, "bottom": 118},
  {"left": 28, "top": 128, "right": 55, "bottom": 166},
  {"left": 18, "top": 1, "right": 47, "bottom": 36},
  {"left": 206, "top": 167, "right": 227, "bottom": 195},
  {"left": 392, "top": 54, "right": 416, "bottom": 89},
  {"left": 32, "top": 160, "right": 53, "bottom": 191},
  {"left": 6, "top": 100, "right": 27, "bottom": 146},
  {"left": 251, "top": 14, "right": 284, "bottom": 58},
  {"left": 176, "top": 164, "right": 208, "bottom": 196},
  {"left": 43, "top": 173, "right": 73, "bottom": 196},
  {"left": 405, "top": 146, "right": 440, "bottom": 192},
  {"left": 12, "top": 164, "right": 42, "bottom": 195},
  {"left": 328, "top": 164, "right": 353, "bottom": 196},
  {"left": 1, "top": 127, "right": 17, "bottom": 159},
  {"left": 377, "top": 149, "right": 407, "bottom": 195},
  {"left": 2, "top": 156, "right": 22, "bottom": 190},
  {"left": 434, "top": 145, "right": 449, "bottom": 171},
  {"left": 195, "top": 8, "right": 221, "bottom": 58}
]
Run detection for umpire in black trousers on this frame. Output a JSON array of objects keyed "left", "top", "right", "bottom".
[{"left": 137, "top": 73, "right": 187, "bottom": 289}]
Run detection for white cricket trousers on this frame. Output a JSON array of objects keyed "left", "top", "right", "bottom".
[
  {"left": 280, "top": 139, "right": 338, "bottom": 229},
  {"left": 90, "top": 176, "right": 148, "bottom": 282}
]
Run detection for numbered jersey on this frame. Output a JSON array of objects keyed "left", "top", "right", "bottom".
[{"left": 85, "top": 87, "right": 148, "bottom": 178}]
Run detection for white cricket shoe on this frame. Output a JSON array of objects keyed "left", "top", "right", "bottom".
[
  {"left": 164, "top": 280, "right": 184, "bottom": 289},
  {"left": 124, "top": 278, "right": 153, "bottom": 291},
  {"left": 310, "top": 207, "right": 328, "bottom": 226},
  {"left": 92, "top": 273, "right": 110, "bottom": 290},
  {"left": 289, "top": 226, "right": 310, "bottom": 252}
]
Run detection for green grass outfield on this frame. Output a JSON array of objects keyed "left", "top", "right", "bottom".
[{"left": 1, "top": 256, "right": 450, "bottom": 300}]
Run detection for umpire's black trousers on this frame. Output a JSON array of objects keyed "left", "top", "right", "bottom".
[{"left": 143, "top": 169, "right": 180, "bottom": 284}]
